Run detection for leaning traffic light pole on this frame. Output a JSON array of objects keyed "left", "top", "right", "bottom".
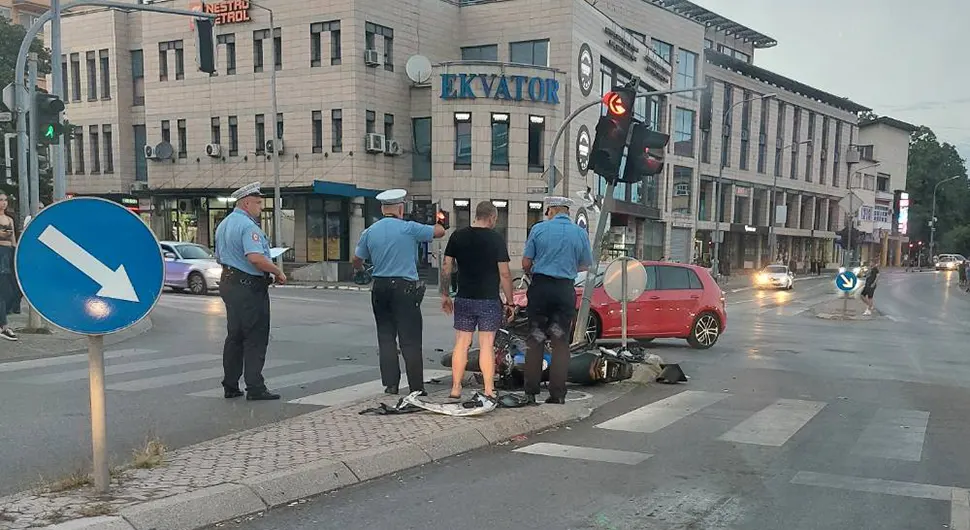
[{"left": 541, "top": 79, "right": 706, "bottom": 347}]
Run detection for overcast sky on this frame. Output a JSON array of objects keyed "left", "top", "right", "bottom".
[{"left": 694, "top": 0, "right": 969, "bottom": 160}]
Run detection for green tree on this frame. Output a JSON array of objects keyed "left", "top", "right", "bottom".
[
  {"left": 941, "top": 225, "right": 970, "bottom": 256},
  {"left": 904, "top": 126, "right": 970, "bottom": 247}
]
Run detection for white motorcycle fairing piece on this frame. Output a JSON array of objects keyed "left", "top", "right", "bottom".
[{"left": 401, "top": 391, "right": 498, "bottom": 417}]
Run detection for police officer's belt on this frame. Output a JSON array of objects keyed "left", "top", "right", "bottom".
[{"left": 222, "top": 266, "right": 270, "bottom": 287}]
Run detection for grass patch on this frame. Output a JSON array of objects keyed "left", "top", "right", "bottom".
[
  {"left": 43, "top": 469, "right": 91, "bottom": 493},
  {"left": 78, "top": 503, "right": 115, "bottom": 517},
  {"left": 131, "top": 437, "right": 167, "bottom": 469}
]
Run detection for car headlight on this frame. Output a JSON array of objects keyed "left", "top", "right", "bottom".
[
  {"left": 755, "top": 274, "right": 768, "bottom": 283},
  {"left": 838, "top": 267, "right": 846, "bottom": 274}
]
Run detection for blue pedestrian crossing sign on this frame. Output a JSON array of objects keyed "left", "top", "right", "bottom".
[
  {"left": 835, "top": 270, "right": 858, "bottom": 292},
  {"left": 15, "top": 197, "right": 164, "bottom": 335}
]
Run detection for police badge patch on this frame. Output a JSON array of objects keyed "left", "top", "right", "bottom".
[{"left": 251, "top": 232, "right": 260, "bottom": 242}]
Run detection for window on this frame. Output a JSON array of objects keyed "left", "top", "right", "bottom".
[
  {"left": 673, "top": 108, "right": 695, "bottom": 157},
  {"left": 739, "top": 93, "right": 751, "bottom": 170},
  {"left": 175, "top": 45, "right": 184, "bottom": 80},
  {"left": 671, "top": 166, "right": 693, "bottom": 215},
  {"left": 461, "top": 44, "right": 498, "bottom": 61},
  {"left": 312, "top": 111, "right": 323, "bottom": 153},
  {"left": 131, "top": 50, "right": 144, "bottom": 105},
  {"left": 159, "top": 40, "right": 183, "bottom": 80},
  {"left": 306, "top": 197, "right": 350, "bottom": 262},
  {"left": 509, "top": 39, "right": 548, "bottom": 66},
  {"left": 102, "top": 124, "right": 113, "bottom": 173},
  {"left": 675, "top": 49, "right": 697, "bottom": 99},
  {"left": 790, "top": 107, "right": 801, "bottom": 180},
  {"left": 158, "top": 45, "right": 168, "bottom": 81},
  {"left": 833, "top": 121, "right": 842, "bottom": 187},
  {"left": 625, "top": 28, "right": 646, "bottom": 44},
  {"left": 492, "top": 200, "right": 509, "bottom": 241},
  {"left": 86, "top": 51, "right": 97, "bottom": 100},
  {"left": 255, "top": 114, "right": 265, "bottom": 153},
  {"left": 651, "top": 39, "right": 672, "bottom": 64},
  {"left": 64, "top": 129, "right": 73, "bottom": 174},
  {"left": 656, "top": 265, "right": 698, "bottom": 290},
  {"left": 310, "top": 21, "right": 341, "bottom": 66},
  {"left": 411, "top": 117, "right": 431, "bottom": 181},
  {"left": 805, "top": 111, "right": 815, "bottom": 181},
  {"left": 73, "top": 130, "right": 84, "bottom": 174},
  {"left": 528, "top": 115, "right": 545, "bottom": 171},
  {"left": 89, "top": 125, "right": 100, "bottom": 173},
  {"left": 874, "top": 205, "right": 890, "bottom": 224},
  {"left": 454, "top": 112, "right": 472, "bottom": 168},
  {"left": 757, "top": 98, "right": 769, "bottom": 174},
  {"left": 217, "top": 34, "right": 236, "bottom": 75},
  {"left": 877, "top": 174, "right": 890, "bottom": 192},
  {"left": 274, "top": 30, "right": 282, "bottom": 70},
  {"left": 0, "top": 6, "right": 10, "bottom": 19},
  {"left": 488, "top": 113, "right": 509, "bottom": 168},
  {"left": 60, "top": 56, "right": 68, "bottom": 102},
  {"left": 210, "top": 117, "right": 221, "bottom": 145},
  {"left": 98, "top": 49, "right": 110, "bottom": 99},
  {"left": 276, "top": 113, "right": 283, "bottom": 141},
  {"left": 253, "top": 29, "right": 267, "bottom": 72},
  {"left": 383, "top": 113, "right": 394, "bottom": 140},
  {"left": 133, "top": 125, "right": 146, "bottom": 181},
  {"left": 527, "top": 201, "right": 543, "bottom": 236},
  {"left": 177, "top": 119, "right": 187, "bottom": 158},
  {"left": 863, "top": 174, "right": 875, "bottom": 191},
  {"left": 704, "top": 39, "right": 713, "bottom": 49},
  {"left": 721, "top": 83, "right": 732, "bottom": 167},
  {"left": 820, "top": 116, "right": 830, "bottom": 184},
  {"left": 70, "top": 53, "right": 81, "bottom": 101},
  {"left": 228, "top": 115, "right": 238, "bottom": 156},
  {"left": 365, "top": 110, "right": 375, "bottom": 134},
  {"left": 734, "top": 50, "right": 750, "bottom": 63},
  {"left": 365, "top": 22, "right": 394, "bottom": 71},
  {"left": 774, "top": 101, "right": 786, "bottom": 177},
  {"left": 331, "top": 109, "right": 343, "bottom": 152},
  {"left": 454, "top": 199, "right": 471, "bottom": 229},
  {"left": 161, "top": 120, "right": 171, "bottom": 144}
]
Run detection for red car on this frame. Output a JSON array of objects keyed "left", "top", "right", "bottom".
[{"left": 512, "top": 261, "right": 727, "bottom": 349}]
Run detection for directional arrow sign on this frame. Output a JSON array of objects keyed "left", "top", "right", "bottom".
[
  {"left": 835, "top": 270, "right": 858, "bottom": 292},
  {"left": 16, "top": 198, "right": 164, "bottom": 335}
]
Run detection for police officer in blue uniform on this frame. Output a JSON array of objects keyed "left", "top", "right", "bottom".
[
  {"left": 353, "top": 189, "right": 446, "bottom": 395},
  {"left": 521, "top": 196, "right": 593, "bottom": 404},
  {"left": 215, "top": 182, "right": 287, "bottom": 401}
]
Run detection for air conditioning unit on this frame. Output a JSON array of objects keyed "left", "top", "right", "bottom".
[
  {"left": 384, "top": 138, "right": 402, "bottom": 156},
  {"left": 740, "top": 130, "right": 750, "bottom": 141},
  {"left": 365, "top": 133, "right": 386, "bottom": 153},
  {"left": 144, "top": 145, "right": 157, "bottom": 159},
  {"left": 265, "top": 138, "right": 284, "bottom": 154},
  {"left": 205, "top": 143, "right": 222, "bottom": 157},
  {"left": 130, "top": 181, "right": 149, "bottom": 192},
  {"left": 364, "top": 49, "right": 380, "bottom": 66}
]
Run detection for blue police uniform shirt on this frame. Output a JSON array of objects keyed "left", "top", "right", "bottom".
[
  {"left": 215, "top": 208, "right": 271, "bottom": 276},
  {"left": 354, "top": 217, "right": 434, "bottom": 281},
  {"left": 523, "top": 213, "right": 593, "bottom": 280}
]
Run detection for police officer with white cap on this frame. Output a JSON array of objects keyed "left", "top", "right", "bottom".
[
  {"left": 214, "top": 182, "right": 286, "bottom": 401},
  {"left": 521, "top": 196, "right": 593, "bottom": 404},
  {"left": 353, "top": 189, "right": 446, "bottom": 395}
]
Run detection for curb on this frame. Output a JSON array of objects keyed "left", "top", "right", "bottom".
[
  {"left": 41, "top": 391, "right": 612, "bottom": 530},
  {"left": 3, "top": 317, "right": 153, "bottom": 361},
  {"left": 271, "top": 284, "right": 370, "bottom": 291}
]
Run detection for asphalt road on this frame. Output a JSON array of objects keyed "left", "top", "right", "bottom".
[{"left": 209, "top": 269, "right": 970, "bottom": 530}]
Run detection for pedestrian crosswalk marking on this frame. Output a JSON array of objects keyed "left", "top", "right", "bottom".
[
  {"left": 717, "top": 399, "right": 825, "bottom": 447},
  {"left": 851, "top": 408, "right": 929, "bottom": 461},
  {"left": 107, "top": 359, "right": 304, "bottom": 392},
  {"left": 16, "top": 354, "right": 220, "bottom": 385},
  {"left": 0, "top": 348, "right": 158, "bottom": 374},
  {"left": 790, "top": 471, "right": 953, "bottom": 501},
  {"left": 287, "top": 369, "right": 452, "bottom": 408},
  {"left": 188, "top": 364, "right": 377, "bottom": 398},
  {"left": 594, "top": 390, "right": 730, "bottom": 434},
  {"left": 513, "top": 442, "right": 652, "bottom": 465}
]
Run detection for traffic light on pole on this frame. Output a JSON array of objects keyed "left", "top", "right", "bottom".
[
  {"left": 33, "top": 93, "right": 65, "bottom": 145},
  {"left": 589, "top": 87, "right": 636, "bottom": 181},
  {"left": 620, "top": 123, "right": 669, "bottom": 183},
  {"left": 436, "top": 209, "right": 450, "bottom": 230},
  {"left": 195, "top": 17, "right": 217, "bottom": 74}
]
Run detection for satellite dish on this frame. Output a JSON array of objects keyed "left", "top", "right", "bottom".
[
  {"left": 154, "top": 141, "right": 174, "bottom": 161},
  {"left": 405, "top": 55, "right": 433, "bottom": 84}
]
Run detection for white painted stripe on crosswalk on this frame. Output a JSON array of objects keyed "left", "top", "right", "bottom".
[
  {"left": 952, "top": 489, "right": 970, "bottom": 530},
  {"left": 717, "top": 399, "right": 825, "bottom": 447},
  {"left": 851, "top": 408, "right": 929, "bottom": 461},
  {"left": 790, "top": 471, "right": 953, "bottom": 501},
  {"left": 594, "top": 390, "right": 729, "bottom": 434},
  {"left": 18, "top": 354, "right": 220, "bottom": 384},
  {"left": 288, "top": 370, "right": 452, "bottom": 407},
  {"left": 0, "top": 349, "right": 158, "bottom": 374},
  {"left": 513, "top": 443, "right": 651, "bottom": 465},
  {"left": 188, "top": 364, "right": 377, "bottom": 398},
  {"left": 107, "top": 359, "right": 304, "bottom": 392}
]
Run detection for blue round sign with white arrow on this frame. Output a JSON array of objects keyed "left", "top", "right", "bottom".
[
  {"left": 835, "top": 270, "right": 859, "bottom": 292},
  {"left": 15, "top": 197, "right": 164, "bottom": 335}
]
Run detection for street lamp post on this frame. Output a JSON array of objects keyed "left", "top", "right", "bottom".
[
  {"left": 930, "top": 175, "right": 961, "bottom": 259},
  {"left": 842, "top": 162, "right": 880, "bottom": 268},
  {"left": 710, "top": 93, "right": 776, "bottom": 278},
  {"left": 768, "top": 139, "right": 813, "bottom": 264}
]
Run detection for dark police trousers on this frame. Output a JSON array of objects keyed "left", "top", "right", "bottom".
[
  {"left": 220, "top": 267, "right": 271, "bottom": 393},
  {"left": 524, "top": 274, "right": 576, "bottom": 400},
  {"left": 371, "top": 277, "right": 426, "bottom": 391}
]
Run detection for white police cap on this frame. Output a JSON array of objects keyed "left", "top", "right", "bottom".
[
  {"left": 231, "top": 181, "right": 263, "bottom": 200},
  {"left": 544, "top": 196, "right": 573, "bottom": 208},
  {"left": 376, "top": 188, "right": 408, "bottom": 205}
]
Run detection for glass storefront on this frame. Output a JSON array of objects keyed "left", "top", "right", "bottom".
[{"left": 306, "top": 196, "right": 350, "bottom": 262}]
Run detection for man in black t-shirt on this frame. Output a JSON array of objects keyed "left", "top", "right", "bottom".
[
  {"left": 860, "top": 260, "right": 879, "bottom": 316},
  {"left": 440, "top": 201, "right": 514, "bottom": 399}
]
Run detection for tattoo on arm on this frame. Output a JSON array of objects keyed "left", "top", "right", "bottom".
[{"left": 440, "top": 257, "right": 453, "bottom": 295}]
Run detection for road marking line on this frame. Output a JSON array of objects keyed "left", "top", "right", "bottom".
[
  {"left": 717, "top": 399, "right": 825, "bottom": 447},
  {"left": 287, "top": 369, "right": 452, "bottom": 407},
  {"left": 513, "top": 443, "right": 652, "bottom": 465},
  {"left": 790, "top": 471, "right": 953, "bottom": 501},
  {"left": 0, "top": 348, "right": 158, "bottom": 374},
  {"left": 952, "top": 489, "right": 970, "bottom": 530},
  {"left": 188, "top": 364, "right": 376, "bottom": 398},
  {"left": 17, "top": 354, "right": 220, "bottom": 384},
  {"left": 594, "top": 390, "right": 729, "bottom": 434},
  {"left": 851, "top": 408, "right": 929, "bottom": 461},
  {"left": 108, "top": 359, "right": 304, "bottom": 392}
]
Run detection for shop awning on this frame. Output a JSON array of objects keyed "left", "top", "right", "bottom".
[{"left": 312, "top": 180, "right": 380, "bottom": 198}]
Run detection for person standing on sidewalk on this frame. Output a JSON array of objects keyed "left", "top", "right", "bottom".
[
  {"left": 439, "top": 200, "right": 514, "bottom": 399},
  {"left": 521, "top": 196, "right": 593, "bottom": 405},
  {"left": 0, "top": 193, "right": 18, "bottom": 341},
  {"left": 353, "top": 189, "right": 446, "bottom": 395},
  {"left": 215, "top": 182, "right": 287, "bottom": 401},
  {"left": 860, "top": 259, "right": 880, "bottom": 316}
]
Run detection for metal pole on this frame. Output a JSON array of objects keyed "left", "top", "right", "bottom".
[
  {"left": 711, "top": 159, "right": 724, "bottom": 277},
  {"left": 27, "top": 54, "right": 40, "bottom": 216},
  {"left": 620, "top": 257, "right": 628, "bottom": 349},
  {"left": 930, "top": 187, "right": 937, "bottom": 260},
  {"left": 769, "top": 173, "right": 778, "bottom": 263},
  {"left": 267, "top": 6, "right": 282, "bottom": 264},
  {"left": 573, "top": 179, "right": 615, "bottom": 345},
  {"left": 87, "top": 334, "right": 109, "bottom": 493},
  {"left": 51, "top": 0, "right": 66, "bottom": 200}
]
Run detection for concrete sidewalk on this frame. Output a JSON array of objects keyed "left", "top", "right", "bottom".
[
  {"left": 0, "top": 312, "right": 153, "bottom": 362},
  {"left": 0, "top": 384, "right": 632, "bottom": 530}
]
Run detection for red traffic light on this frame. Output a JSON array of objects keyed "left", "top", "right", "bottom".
[
  {"left": 603, "top": 92, "right": 627, "bottom": 116},
  {"left": 436, "top": 211, "right": 444, "bottom": 222}
]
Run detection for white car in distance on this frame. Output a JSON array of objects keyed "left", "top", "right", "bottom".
[{"left": 754, "top": 264, "right": 794, "bottom": 290}]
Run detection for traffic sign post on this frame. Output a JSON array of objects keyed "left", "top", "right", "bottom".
[
  {"left": 15, "top": 198, "right": 164, "bottom": 493},
  {"left": 602, "top": 257, "right": 647, "bottom": 351},
  {"left": 835, "top": 270, "right": 858, "bottom": 319}
]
